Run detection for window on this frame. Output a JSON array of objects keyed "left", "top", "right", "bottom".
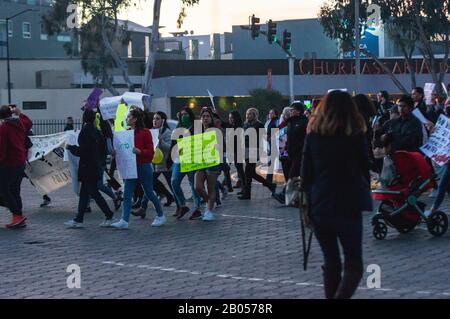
[
  {"left": 23, "top": 101, "right": 47, "bottom": 110},
  {"left": 22, "top": 22, "right": 31, "bottom": 39},
  {"left": 0, "top": 20, "right": 12, "bottom": 38},
  {"left": 57, "top": 35, "right": 71, "bottom": 42},
  {"left": 0, "top": 21, "right": 6, "bottom": 58}
]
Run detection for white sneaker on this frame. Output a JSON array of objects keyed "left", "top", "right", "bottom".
[
  {"left": 202, "top": 209, "right": 215, "bottom": 221},
  {"left": 111, "top": 219, "right": 129, "bottom": 230},
  {"left": 151, "top": 215, "right": 167, "bottom": 227},
  {"left": 425, "top": 210, "right": 433, "bottom": 218},
  {"left": 99, "top": 219, "right": 114, "bottom": 228},
  {"left": 64, "top": 220, "right": 84, "bottom": 229}
]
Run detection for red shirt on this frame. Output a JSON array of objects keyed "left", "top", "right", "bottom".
[
  {"left": 134, "top": 128, "right": 154, "bottom": 165},
  {"left": 0, "top": 114, "right": 33, "bottom": 166}
]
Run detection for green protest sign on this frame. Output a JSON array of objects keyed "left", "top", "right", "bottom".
[{"left": 178, "top": 131, "right": 221, "bottom": 173}]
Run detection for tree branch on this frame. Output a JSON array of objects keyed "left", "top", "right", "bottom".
[{"left": 360, "top": 48, "right": 408, "bottom": 94}]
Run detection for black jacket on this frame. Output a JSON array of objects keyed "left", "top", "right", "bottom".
[
  {"left": 301, "top": 132, "right": 372, "bottom": 218},
  {"left": 389, "top": 114, "right": 423, "bottom": 152},
  {"left": 243, "top": 120, "right": 265, "bottom": 161},
  {"left": 287, "top": 115, "right": 308, "bottom": 161},
  {"left": 67, "top": 123, "right": 102, "bottom": 182}
]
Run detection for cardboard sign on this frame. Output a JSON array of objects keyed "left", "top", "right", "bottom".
[
  {"left": 113, "top": 130, "right": 137, "bottom": 179},
  {"left": 26, "top": 134, "right": 71, "bottom": 195},
  {"left": 177, "top": 131, "right": 221, "bottom": 173},
  {"left": 420, "top": 114, "right": 450, "bottom": 166}
]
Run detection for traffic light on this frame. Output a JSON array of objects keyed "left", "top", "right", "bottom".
[
  {"left": 267, "top": 19, "right": 277, "bottom": 44},
  {"left": 282, "top": 29, "right": 292, "bottom": 51},
  {"left": 250, "top": 14, "right": 260, "bottom": 40}
]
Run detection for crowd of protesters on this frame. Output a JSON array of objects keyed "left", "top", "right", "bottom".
[{"left": 1, "top": 83, "right": 450, "bottom": 299}]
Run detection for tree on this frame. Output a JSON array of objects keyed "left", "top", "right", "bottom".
[
  {"left": 142, "top": 0, "right": 199, "bottom": 105},
  {"left": 319, "top": 0, "right": 450, "bottom": 95},
  {"left": 319, "top": 0, "right": 409, "bottom": 94},
  {"left": 44, "top": 0, "right": 200, "bottom": 97},
  {"left": 373, "top": 0, "right": 450, "bottom": 95},
  {"left": 43, "top": 0, "right": 136, "bottom": 95},
  {"left": 412, "top": 0, "right": 450, "bottom": 95},
  {"left": 373, "top": 0, "right": 419, "bottom": 89}
]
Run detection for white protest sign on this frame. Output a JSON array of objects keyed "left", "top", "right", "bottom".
[
  {"left": 150, "top": 129, "right": 159, "bottom": 150},
  {"left": 424, "top": 83, "right": 436, "bottom": 105},
  {"left": 99, "top": 92, "right": 148, "bottom": 120},
  {"left": 113, "top": 130, "right": 137, "bottom": 179},
  {"left": 63, "top": 130, "right": 79, "bottom": 161},
  {"left": 27, "top": 131, "right": 68, "bottom": 162},
  {"left": 99, "top": 96, "right": 122, "bottom": 120},
  {"left": 328, "top": 88, "right": 348, "bottom": 93},
  {"left": 26, "top": 135, "right": 71, "bottom": 195},
  {"left": 420, "top": 114, "right": 450, "bottom": 166},
  {"left": 63, "top": 130, "right": 81, "bottom": 195}
]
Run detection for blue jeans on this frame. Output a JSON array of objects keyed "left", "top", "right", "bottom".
[
  {"left": 141, "top": 171, "right": 173, "bottom": 210},
  {"left": 433, "top": 164, "right": 450, "bottom": 210},
  {"left": 171, "top": 163, "right": 201, "bottom": 209},
  {"left": 122, "top": 163, "right": 163, "bottom": 222}
]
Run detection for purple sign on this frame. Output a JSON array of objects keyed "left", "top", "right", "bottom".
[{"left": 86, "top": 88, "right": 103, "bottom": 110}]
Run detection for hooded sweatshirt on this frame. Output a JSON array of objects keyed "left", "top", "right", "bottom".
[{"left": 0, "top": 114, "right": 32, "bottom": 166}]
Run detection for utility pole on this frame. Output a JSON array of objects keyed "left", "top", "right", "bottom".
[
  {"left": 242, "top": 16, "right": 296, "bottom": 103},
  {"left": 355, "top": 0, "right": 361, "bottom": 94},
  {"left": 5, "top": 9, "right": 34, "bottom": 104}
]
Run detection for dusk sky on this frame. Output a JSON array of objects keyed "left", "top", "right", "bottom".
[{"left": 119, "top": 0, "right": 326, "bottom": 36}]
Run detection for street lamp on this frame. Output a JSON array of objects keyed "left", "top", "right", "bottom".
[
  {"left": 6, "top": 9, "right": 35, "bottom": 104},
  {"left": 355, "top": 0, "right": 360, "bottom": 94}
]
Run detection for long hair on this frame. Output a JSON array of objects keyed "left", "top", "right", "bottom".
[
  {"left": 200, "top": 107, "right": 215, "bottom": 129},
  {"left": 82, "top": 109, "right": 96, "bottom": 124},
  {"left": 229, "top": 110, "right": 243, "bottom": 128},
  {"left": 143, "top": 111, "right": 154, "bottom": 129},
  {"left": 176, "top": 107, "right": 195, "bottom": 128},
  {"left": 155, "top": 111, "right": 169, "bottom": 133},
  {"left": 354, "top": 94, "right": 377, "bottom": 122},
  {"left": 310, "top": 90, "right": 367, "bottom": 137},
  {"left": 129, "top": 108, "right": 145, "bottom": 132}
]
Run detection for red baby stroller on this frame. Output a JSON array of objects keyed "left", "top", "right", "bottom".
[{"left": 372, "top": 151, "right": 448, "bottom": 240}]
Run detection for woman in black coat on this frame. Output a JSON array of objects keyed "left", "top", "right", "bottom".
[
  {"left": 301, "top": 90, "right": 372, "bottom": 299},
  {"left": 64, "top": 109, "right": 114, "bottom": 228}
]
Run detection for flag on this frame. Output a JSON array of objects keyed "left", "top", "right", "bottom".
[{"left": 207, "top": 89, "right": 216, "bottom": 110}]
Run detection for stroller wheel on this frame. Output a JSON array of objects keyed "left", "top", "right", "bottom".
[
  {"left": 427, "top": 211, "right": 448, "bottom": 237},
  {"left": 373, "top": 220, "right": 388, "bottom": 240}
]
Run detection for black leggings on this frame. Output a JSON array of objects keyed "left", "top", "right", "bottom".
[
  {"left": 313, "top": 214, "right": 363, "bottom": 299},
  {"left": 75, "top": 179, "right": 113, "bottom": 223}
]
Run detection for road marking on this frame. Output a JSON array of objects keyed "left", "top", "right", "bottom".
[
  {"left": 102, "top": 261, "right": 450, "bottom": 297},
  {"left": 220, "top": 214, "right": 284, "bottom": 222},
  {"left": 416, "top": 291, "right": 432, "bottom": 294}
]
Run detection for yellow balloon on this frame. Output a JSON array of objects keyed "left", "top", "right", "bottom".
[{"left": 152, "top": 147, "right": 164, "bottom": 165}]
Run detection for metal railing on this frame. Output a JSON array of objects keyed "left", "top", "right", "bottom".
[{"left": 31, "top": 119, "right": 82, "bottom": 136}]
